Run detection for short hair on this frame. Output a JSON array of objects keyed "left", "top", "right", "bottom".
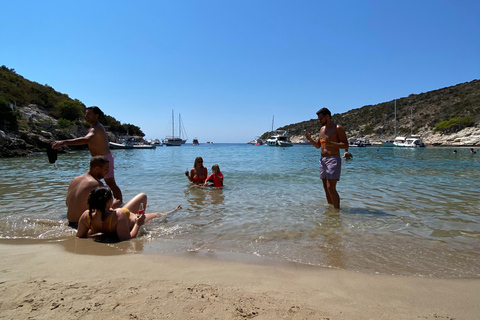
[
  {"left": 87, "top": 106, "right": 104, "bottom": 117},
  {"left": 316, "top": 108, "right": 331, "bottom": 117},
  {"left": 90, "top": 155, "right": 109, "bottom": 169}
]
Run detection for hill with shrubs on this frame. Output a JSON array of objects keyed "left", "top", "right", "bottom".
[
  {"left": 0, "top": 66, "right": 144, "bottom": 157},
  {"left": 261, "top": 79, "right": 480, "bottom": 145}
]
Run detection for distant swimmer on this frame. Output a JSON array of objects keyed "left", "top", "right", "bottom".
[
  {"left": 471, "top": 148, "right": 476, "bottom": 154},
  {"left": 76, "top": 186, "right": 182, "bottom": 241},
  {"left": 453, "top": 150, "right": 457, "bottom": 154},
  {"left": 343, "top": 151, "right": 353, "bottom": 159},
  {"left": 305, "top": 108, "right": 348, "bottom": 209},
  {"left": 185, "top": 156, "right": 208, "bottom": 184},
  {"left": 205, "top": 164, "right": 224, "bottom": 187}
]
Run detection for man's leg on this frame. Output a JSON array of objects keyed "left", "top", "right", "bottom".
[
  {"left": 325, "top": 179, "right": 340, "bottom": 209},
  {"left": 322, "top": 178, "right": 333, "bottom": 205},
  {"left": 105, "top": 177, "right": 123, "bottom": 204}
]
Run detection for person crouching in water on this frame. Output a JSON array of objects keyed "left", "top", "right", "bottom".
[
  {"left": 204, "top": 164, "right": 223, "bottom": 187},
  {"left": 76, "top": 186, "right": 181, "bottom": 241}
]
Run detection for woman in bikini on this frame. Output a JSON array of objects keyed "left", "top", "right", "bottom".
[
  {"left": 185, "top": 156, "right": 208, "bottom": 184},
  {"left": 76, "top": 186, "right": 182, "bottom": 241}
]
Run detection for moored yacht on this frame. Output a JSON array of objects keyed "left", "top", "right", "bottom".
[
  {"left": 393, "top": 136, "right": 425, "bottom": 148},
  {"left": 265, "top": 130, "right": 293, "bottom": 147}
]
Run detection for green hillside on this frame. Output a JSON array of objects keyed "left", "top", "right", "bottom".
[
  {"left": 0, "top": 65, "right": 144, "bottom": 137},
  {"left": 262, "top": 79, "right": 480, "bottom": 140}
]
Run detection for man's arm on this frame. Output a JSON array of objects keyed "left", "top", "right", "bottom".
[
  {"left": 305, "top": 131, "right": 321, "bottom": 149},
  {"left": 336, "top": 125, "right": 349, "bottom": 150},
  {"left": 52, "top": 127, "right": 96, "bottom": 149}
]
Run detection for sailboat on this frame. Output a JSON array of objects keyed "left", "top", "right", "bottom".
[
  {"left": 392, "top": 103, "right": 425, "bottom": 148},
  {"left": 163, "top": 110, "right": 188, "bottom": 146}
]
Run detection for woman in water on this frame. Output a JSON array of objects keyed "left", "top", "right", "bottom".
[
  {"left": 185, "top": 156, "right": 208, "bottom": 184},
  {"left": 76, "top": 186, "right": 181, "bottom": 241}
]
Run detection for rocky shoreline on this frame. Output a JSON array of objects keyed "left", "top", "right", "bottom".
[
  {"left": 0, "top": 104, "right": 83, "bottom": 158},
  {"left": 279, "top": 126, "right": 480, "bottom": 147}
]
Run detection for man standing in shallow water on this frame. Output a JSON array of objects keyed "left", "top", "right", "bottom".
[
  {"left": 305, "top": 108, "right": 348, "bottom": 209},
  {"left": 53, "top": 106, "right": 122, "bottom": 204}
]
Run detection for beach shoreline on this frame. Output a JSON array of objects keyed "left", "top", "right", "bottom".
[{"left": 1, "top": 240, "right": 479, "bottom": 320}]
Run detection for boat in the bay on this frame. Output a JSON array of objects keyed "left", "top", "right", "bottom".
[
  {"left": 349, "top": 137, "right": 370, "bottom": 147},
  {"left": 192, "top": 138, "right": 199, "bottom": 145},
  {"left": 163, "top": 110, "right": 187, "bottom": 146},
  {"left": 265, "top": 130, "right": 293, "bottom": 147},
  {"left": 393, "top": 136, "right": 425, "bottom": 148},
  {"left": 382, "top": 100, "right": 425, "bottom": 148},
  {"left": 254, "top": 137, "right": 263, "bottom": 145},
  {"left": 109, "top": 137, "right": 156, "bottom": 149}
]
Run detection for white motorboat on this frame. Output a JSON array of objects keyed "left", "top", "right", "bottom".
[
  {"left": 266, "top": 130, "right": 293, "bottom": 147},
  {"left": 192, "top": 138, "right": 199, "bottom": 145},
  {"left": 109, "top": 141, "right": 156, "bottom": 149},
  {"left": 393, "top": 136, "right": 425, "bottom": 148},
  {"left": 349, "top": 138, "right": 368, "bottom": 147}
]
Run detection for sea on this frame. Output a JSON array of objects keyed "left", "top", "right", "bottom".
[{"left": 1, "top": 143, "right": 479, "bottom": 278}]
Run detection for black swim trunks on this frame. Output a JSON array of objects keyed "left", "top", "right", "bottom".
[{"left": 68, "top": 221, "right": 78, "bottom": 229}]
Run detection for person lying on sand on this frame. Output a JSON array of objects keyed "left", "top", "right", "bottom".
[{"left": 76, "top": 186, "right": 181, "bottom": 241}]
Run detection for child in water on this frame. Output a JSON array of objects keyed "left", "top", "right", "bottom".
[{"left": 205, "top": 164, "right": 224, "bottom": 187}]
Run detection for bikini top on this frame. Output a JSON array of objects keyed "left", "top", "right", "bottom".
[{"left": 87, "top": 208, "right": 130, "bottom": 233}]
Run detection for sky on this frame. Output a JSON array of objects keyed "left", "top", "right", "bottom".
[{"left": 1, "top": 0, "right": 479, "bottom": 143}]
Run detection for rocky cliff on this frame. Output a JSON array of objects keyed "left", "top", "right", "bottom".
[{"left": 0, "top": 104, "right": 84, "bottom": 157}]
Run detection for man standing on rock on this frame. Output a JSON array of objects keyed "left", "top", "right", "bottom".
[
  {"left": 53, "top": 106, "right": 122, "bottom": 203},
  {"left": 305, "top": 108, "right": 348, "bottom": 209}
]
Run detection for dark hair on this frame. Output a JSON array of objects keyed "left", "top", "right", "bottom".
[
  {"left": 90, "top": 155, "right": 109, "bottom": 169},
  {"left": 87, "top": 186, "right": 113, "bottom": 223},
  {"left": 87, "top": 106, "right": 104, "bottom": 117},
  {"left": 316, "top": 108, "right": 331, "bottom": 117}
]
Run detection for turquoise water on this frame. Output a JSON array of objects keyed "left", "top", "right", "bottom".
[{"left": 1, "top": 144, "right": 479, "bottom": 278}]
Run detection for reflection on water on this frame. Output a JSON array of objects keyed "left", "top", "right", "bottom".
[{"left": 1, "top": 145, "right": 479, "bottom": 278}]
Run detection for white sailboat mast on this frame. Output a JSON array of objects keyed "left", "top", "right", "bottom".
[
  {"left": 179, "top": 114, "right": 182, "bottom": 139},
  {"left": 394, "top": 100, "right": 397, "bottom": 138},
  {"left": 171, "top": 110, "right": 175, "bottom": 138}
]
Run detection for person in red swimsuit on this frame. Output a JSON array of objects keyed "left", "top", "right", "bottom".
[
  {"left": 185, "top": 156, "right": 208, "bottom": 184},
  {"left": 204, "top": 164, "right": 223, "bottom": 187}
]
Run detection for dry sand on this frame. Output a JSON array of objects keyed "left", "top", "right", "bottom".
[{"left": 0, "top": 239, "right": 479, "bottom": 320}]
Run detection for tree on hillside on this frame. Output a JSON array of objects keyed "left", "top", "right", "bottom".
[
  {"left": 57, "top": 99, "right": 85, "bottom": 121},
  {"left": 0, "top": 97, "right": 18, "bottom": 132}
]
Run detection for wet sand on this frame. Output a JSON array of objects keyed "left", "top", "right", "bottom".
[{"left": 0, "top": 239, "right": 479, "bottom": 320}]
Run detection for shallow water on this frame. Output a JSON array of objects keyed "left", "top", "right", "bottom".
[{"left": 1, "top": 144, "right": 479, "bottom": 278}]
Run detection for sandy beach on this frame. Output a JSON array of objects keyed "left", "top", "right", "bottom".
[{"left": 0, "top": 239, "right": 478, "bottom": 320}]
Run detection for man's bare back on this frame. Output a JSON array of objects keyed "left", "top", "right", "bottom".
[{"left": 66, "top": 173, "right": 104, "bottom": 223}]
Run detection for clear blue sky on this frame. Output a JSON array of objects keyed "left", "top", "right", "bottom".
[{"left": 1, "top": 1, "right": 479, "bottom": 142}]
